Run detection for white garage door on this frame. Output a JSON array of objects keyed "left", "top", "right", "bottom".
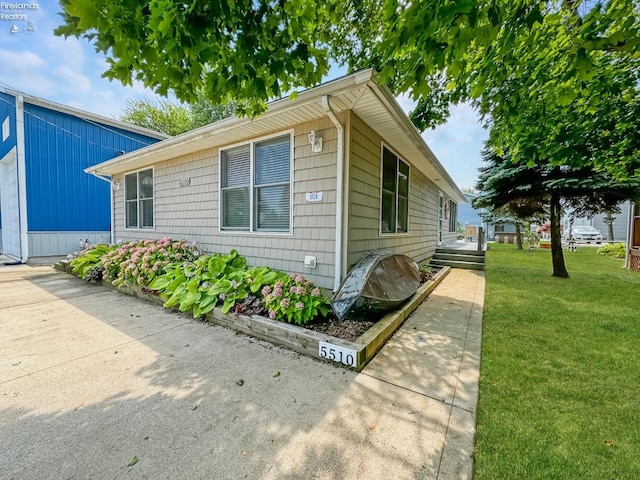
[{"left": 1, "top": 152, "right": 21, "bottom": 259}]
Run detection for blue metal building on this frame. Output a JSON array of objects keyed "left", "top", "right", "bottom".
[{"left": 0, "top": 89, "right": 166, "bottom": 261}]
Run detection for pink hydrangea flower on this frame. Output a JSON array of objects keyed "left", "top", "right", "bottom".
[
  {"left": 295, "top": 302, "right": 304, "bottom": 310},
  {"left": 274, "top": 287, "right": 283, "bottom": 298},
  {"left": 280, "top": 298, "right": 290, "bottom": 308},
  {"left": 269, "top": 310, "right": 277, "bottom": 320},
  {"left": 295, "top": 275, "right": 305, "bottom": 283},
  {"left": 262, "top": 285, "right": 272, "bottom": 296},
  {"left": 311, "top": 288, "right": 321, "bottom": 297}
]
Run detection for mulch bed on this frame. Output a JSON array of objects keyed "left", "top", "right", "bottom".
[
  {"left": 305, "top": 268, "right": 437, "bottom": 342},
  {"left": 305, "top": 313, "right": 376, "bottom": 342}
]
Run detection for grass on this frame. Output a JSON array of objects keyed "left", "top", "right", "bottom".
[{"left": 475, "top": 243, "right": 640, "bottom": 479}]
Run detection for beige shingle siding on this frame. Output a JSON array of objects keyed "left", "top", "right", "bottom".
[
  {"left": 347, "top": 112, "right": 440, "bottom": 269},
  {"left": 113, "top": 121, "right": 339, "bottom": 289}
]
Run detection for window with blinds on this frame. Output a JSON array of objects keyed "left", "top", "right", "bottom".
[
  {"left": 380, "top": 145, "right": 409, "bottom": 234},
  {"left": 220, "top": 133, "right": 291, "bottom": 232},
  {"left": 125, "top": 168, "right": 154, "bottom": 229}
]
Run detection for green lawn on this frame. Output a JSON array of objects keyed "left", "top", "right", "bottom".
[{"left": 475, "top": 243, "right": 640, "bottom": 479}]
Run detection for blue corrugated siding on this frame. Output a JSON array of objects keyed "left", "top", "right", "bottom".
[
  {"left": 24, "top": 104, "right": 160, "bottom": 231},
  {"left": 0, "top": 92, "right": 17, "bottom": 159}
]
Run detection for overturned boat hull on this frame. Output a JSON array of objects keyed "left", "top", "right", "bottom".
[{"left": 331, "top": 252, "right": 420, "bottom": 320}]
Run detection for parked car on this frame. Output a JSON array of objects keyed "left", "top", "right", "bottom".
[{"left": 566, "top": 225, "right": 603, "bottom": 243}]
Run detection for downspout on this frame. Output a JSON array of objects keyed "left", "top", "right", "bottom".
[
  {"left": 322, "top": 95, "right": 345, "bottom": 292},
  {"left": 16, "top": 95, "right": 28, "bottom": 262},
  {"left": 91, "top": 172, "right": 115, "bottom": 244}
]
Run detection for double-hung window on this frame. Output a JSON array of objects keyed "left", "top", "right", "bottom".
[
  {"left": 220, "top": 133, "right": 291, "bottom": 232},
  {"left": 380, "top": 145, "right": 409, "bottom": 234},
  {"left": 125, "top": 168, "right": 154, "bottom": 229}
]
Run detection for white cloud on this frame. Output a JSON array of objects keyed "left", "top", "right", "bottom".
[
  {"left": 0, "top": 49, "right": 56, "bottom": 94},
  {"left": 416, "top": 102, "right": 488, "bottom": 189},
  {"left": 53, "top": 66, "right": 92, "bottom": 93},
  {"left": 43, "top": 34, "right": 87, "bottom": 69}
]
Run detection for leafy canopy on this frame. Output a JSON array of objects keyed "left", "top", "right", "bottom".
[
  {"left": 56, "top": 0, "right": 354, "bottom": 116},
  {"left": 120, "top": 94, "right": 236, "bottom": 136}
]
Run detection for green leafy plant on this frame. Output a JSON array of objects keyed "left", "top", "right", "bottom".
[
  {"left": 70, "top": 238, "right": 331, "bottom": 324},
  {"left": 70, "top": 244, "right": 117, "bottom": 279},
  {"left": 150, "top": 249, "right": 247, "bottom": 317},
  {"left": 523, "top": 229, "right": 540, "bottom": 243},
  {"left": 597, "top": 242, "right": 626, "bottom": 259},
  {"left": 262, "top": 273, "right": 330, "bottom": 325}
]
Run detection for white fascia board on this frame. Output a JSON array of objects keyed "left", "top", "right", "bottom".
[{"left": 86, "top": 69, "right": 376, "bottom": 177}]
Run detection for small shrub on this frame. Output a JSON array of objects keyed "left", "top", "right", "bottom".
[
  {"left": 262, "top": 273, "right": 330, "bottom": 325},
  {"left": 597, "top": 242, "right": 626, "bottom": 258}
]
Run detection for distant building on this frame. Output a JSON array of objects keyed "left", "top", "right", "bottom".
[
  {"left": 563, "top": 202, "right": 632, "bottom": 242},
  {"left": 0, "top": 89, "right": 166, "bottom": 261}
]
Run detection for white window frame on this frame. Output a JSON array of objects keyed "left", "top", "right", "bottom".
[
  {"left": 124, "top": 167, "right": 155, "bottom": 230},
  {"left": 2, "top": 116, "right": 9, "bottom": 142},
  {"left": 218, "top": 130, "right": 294, "bottom": 235},
  {"left": 379, "top": 143, "right": 410, "bottom": 235}
]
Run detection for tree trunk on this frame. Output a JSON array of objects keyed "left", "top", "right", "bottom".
[
  {"left": 605, "top": 211, "right": 615, "bottom": 241},
  {"left": 550, "top": 193, "right": 569, "bottom": 278},
  {"left": 515, "top": 223, "right": 523, "bottom": 249}
]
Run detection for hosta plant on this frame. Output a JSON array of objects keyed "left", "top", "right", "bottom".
[{"left": 70, "top": 244, "right": 117, "bottom": 279}]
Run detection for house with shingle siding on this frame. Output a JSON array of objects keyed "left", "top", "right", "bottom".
[{"left": 85, "top": 69, "right": 465, "bottom": 290}]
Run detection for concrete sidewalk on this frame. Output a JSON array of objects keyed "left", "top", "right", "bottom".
[{"left": 0, "top": 264, "right": 483, "bottom": 479}]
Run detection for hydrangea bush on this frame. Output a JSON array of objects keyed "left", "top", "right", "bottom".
[
  {"left": 262, "top": 273, "right": 329, "bottom": 325},
  {"left": 102, "top": 237, "right": 201, "bottom": 287}
]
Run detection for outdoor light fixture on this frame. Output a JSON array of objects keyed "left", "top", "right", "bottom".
[
  {"left": 112, "top": 181, "right": 121, "bottom": 190},
  {"left": 308, "top": 130, "right": 323, "bottom": 153}
]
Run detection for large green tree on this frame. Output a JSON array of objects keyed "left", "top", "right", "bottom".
[
  {"left": 120, "top": 95, "right": 237, "bottom": 136},
  {"left": 120, "top": 98, "right": 191, "bottom": 136},
  {"left": 474, "top": 149, "right": 640, "bottom": 277}
]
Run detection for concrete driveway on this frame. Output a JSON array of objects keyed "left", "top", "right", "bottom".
[{"left": 0, "top": 264, "right": 483, "bottom": 479}]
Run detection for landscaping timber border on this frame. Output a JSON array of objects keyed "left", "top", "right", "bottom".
[{"left": 56, "top": 261, "right": 449, "bottom": 371}]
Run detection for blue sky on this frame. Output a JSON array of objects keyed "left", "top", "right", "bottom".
[{"left": 0, "top": 2, "right": 487, "bottom": 189}]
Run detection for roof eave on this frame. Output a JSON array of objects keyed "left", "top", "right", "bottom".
[{"left": 86, "top": 69, "right": 376, "bottom": 176}]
